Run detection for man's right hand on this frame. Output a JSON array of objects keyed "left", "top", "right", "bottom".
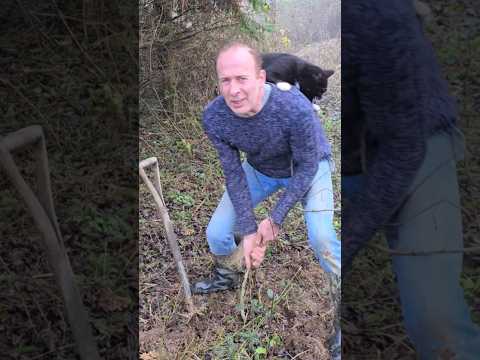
[{"left": 243, "top": 232, "right": 266, "bottom": 270}]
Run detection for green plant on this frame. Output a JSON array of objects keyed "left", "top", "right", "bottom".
[{"left": 167, "top": 191, "right": 195, "bottom": 207}]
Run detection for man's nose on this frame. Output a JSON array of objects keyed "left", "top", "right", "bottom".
[{"left": 229, "top": 81, "right": 240, "bottom": 96}]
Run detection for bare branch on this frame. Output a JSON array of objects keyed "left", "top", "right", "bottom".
[{"left": 371, "top": 244, "right": 480, "bottom": 256}]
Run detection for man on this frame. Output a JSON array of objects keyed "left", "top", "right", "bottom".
[
  {"left": 191, "top": 42, "right": 341, "bottom": 358},
  {"left": 342, "top": 1, "right": 480, "bottom": 358}
]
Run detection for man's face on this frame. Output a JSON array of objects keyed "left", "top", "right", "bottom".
[{"left": 216, "top": 47, "right": 266, "bottom": 117}]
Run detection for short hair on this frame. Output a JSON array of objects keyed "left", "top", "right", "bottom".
[{"left": 216, "top": 41, "right": 262, "bottom": 72}]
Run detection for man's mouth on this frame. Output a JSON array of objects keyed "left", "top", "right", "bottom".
[{"left": 231, "top": 99, "right": 244, "bottom": 107}]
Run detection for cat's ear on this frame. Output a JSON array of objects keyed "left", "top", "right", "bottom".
[{"left": 324, "top": 69, "right": 334, "bottom": 78}]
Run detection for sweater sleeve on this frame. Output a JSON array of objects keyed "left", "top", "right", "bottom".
[
  {"left": 342, "top": 5, "right": 427, "bottom": 268},
  {"left": 203, "top": 118, "right": 258, "bottom": 236},
  {"left": 270, "top": 109, "right": 319, "bottom": 225}
]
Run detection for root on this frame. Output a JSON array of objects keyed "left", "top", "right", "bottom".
[{"left": 240, "top": 268, "right": 250, "bottom": 323}]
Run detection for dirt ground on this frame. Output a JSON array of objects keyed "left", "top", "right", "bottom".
[{"left": 140, "top": 233, "right": 333, "bottom": 359}]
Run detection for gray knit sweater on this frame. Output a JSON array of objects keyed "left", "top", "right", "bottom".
[{"left": 202, "top": 84, "right": 331, "bottom": 236}]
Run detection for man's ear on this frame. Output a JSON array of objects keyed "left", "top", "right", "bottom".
[
  {"left": 324, "top": 69, "right": 334, "bottom": 78},
  {"left": 259, "top": 69, "right": 267, "bottom": 82}
]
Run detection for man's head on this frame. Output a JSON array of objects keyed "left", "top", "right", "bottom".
[{"left": 216, "top": 42, "right": 266, "bottom": 117}]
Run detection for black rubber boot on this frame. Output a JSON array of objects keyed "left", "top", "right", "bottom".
[
  {"left": 191, "top": 235, "right": 245, "bottom": 295},
  {"left": 190, "top": 265, "right": 241, "bottom": 294}
]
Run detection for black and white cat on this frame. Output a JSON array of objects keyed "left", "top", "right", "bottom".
[{"left": 261, "top": 53, "right": 334, "bottom": 103}]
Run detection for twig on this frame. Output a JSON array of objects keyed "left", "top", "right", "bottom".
[
  {"left": 192, "top": 195, "right": 207, "bottom": 217},
  {"left": 0, "top": 78, "right": 48, "bottom": 124},
  {"left": 303, "top": 208, "right": 341, "bottom": 212},
  {"left": 141, "top": 22, "right": 240, "bottom": 49},
  {"left": 371, "top": 244, "right": 480, "bottom": 256},
  {"left": 291, "top": 350, "right": 310, "bottom": 359},
  {"left": 168, "top": 6, "right": 195, "bottom": 23},
  {"left": 51, "top": 0, "right": 105, "bottom": 78}
]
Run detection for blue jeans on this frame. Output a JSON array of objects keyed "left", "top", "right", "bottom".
[
  {"left": 343, "top": 129, "right": 480, "bottom": 359},
  {"left": 207, "top": 159, "right": 341, "bottom": 276}
]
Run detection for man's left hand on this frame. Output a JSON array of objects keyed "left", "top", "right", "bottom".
[{"left": 257, "top": 218, "right": 280, "bottom": 245}]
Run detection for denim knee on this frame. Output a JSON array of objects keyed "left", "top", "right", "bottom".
[
  {"left": 308, "top": 226, "right": 340, "bottom": 274},
  {"left": 308, "top": 224, "right": 334, "bottom": 249},
  {"left": 206, "top": 222, "right": 235, "bottom": 256}
]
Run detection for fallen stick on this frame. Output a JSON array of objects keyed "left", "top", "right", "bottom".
[
  {"left": 139, "top": 157, "right": 196, "bottom": 314},
  {"left": 0, "top": 125, "right": 100, "bottom": 360}
]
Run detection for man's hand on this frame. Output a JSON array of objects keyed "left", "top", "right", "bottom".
[
  {"left": 257, "top": 218, "right": 280, "bottom": 244},
  {"left": 243, "top": 218, "right": 279, "bottom": 270},
  {"left": 243, "top": 232, "right": 264, "bottom": 270},
  {"left": 250, "top": 241, "right": 267, "bottom": 268}
]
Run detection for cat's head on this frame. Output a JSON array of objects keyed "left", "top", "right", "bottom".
[{"left": 300, "top": 64, "right": 334, "bottom": 101}]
